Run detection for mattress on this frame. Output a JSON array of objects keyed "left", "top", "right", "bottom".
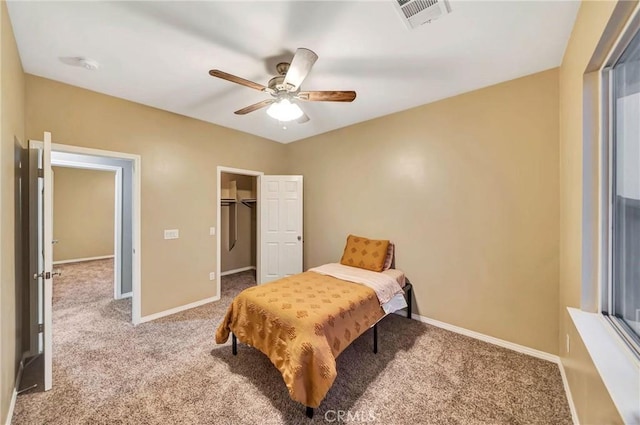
[
  {"left": 309, "top": 263, "right": 407, "bottom": 314},
  {"left": 216, "top": 271, "right": 386, "bottom": 408},
  {"left": 382, "top": 268, "right": 406, "bottom": 288}
]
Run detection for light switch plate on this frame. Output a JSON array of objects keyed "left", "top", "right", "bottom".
[
  {"left": 209, "top": 227, "right": 216, "bottom": 236},
  {"left": 164, "top": 229, "right": 179, "bottom": 240},
  {"left": 209, "top": 272, "right": 216, "bottom": 281}
]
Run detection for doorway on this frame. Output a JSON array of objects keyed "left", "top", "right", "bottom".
[
  {"left": 22, "top": 135, "right": 142, "bottom": 394},
  {"left": 216, "top": 166, "right": 263, "bottom": 294},
  {"left": 216, "top": 167, "right": 304, "bottom": 293}
]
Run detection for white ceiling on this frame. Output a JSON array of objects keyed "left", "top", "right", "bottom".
[{"left": 7, "top": 1, "right": 579, "bottom": 144}]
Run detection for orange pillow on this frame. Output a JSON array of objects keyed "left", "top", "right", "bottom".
[{"left": 340, "top": 234, "right": 390, "bottom": 272}]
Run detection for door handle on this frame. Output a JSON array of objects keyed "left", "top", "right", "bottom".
[
  {"left": 32, "top": 270, "right": 61, "bottom": 280},
  {"left": 297, "top": 236, "right": 302, "bottom": 241},
  {"left": 52, "top": 239, "right": 59, "bottom": 244}
]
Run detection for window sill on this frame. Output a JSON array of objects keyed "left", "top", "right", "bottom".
[{"left": 568, "top": 307, "right": 640, "bottom": 424}]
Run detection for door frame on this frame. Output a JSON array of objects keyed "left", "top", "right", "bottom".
[
  {"left": 216, "top": 166, "right": 263, "bottom": 296},
  {"left": 50, "top": 159, "right": 125, "bottom": 299},
  {"left": 50, "top": 143, "right": 142, "bottom": 324}
]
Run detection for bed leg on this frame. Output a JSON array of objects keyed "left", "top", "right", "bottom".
[
  {"left": 306, "top": 407, "right": 314, "bottom": 419},
  {"left": 373, "top": 323, "right": 378, "bottom": 354},
  {"left": 232, "top": 333, "right": 237, "bottom": 356}
]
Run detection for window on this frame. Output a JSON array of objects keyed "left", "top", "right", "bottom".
[{"left": 607, "top": 27, "right": 640, "bottom": 353}]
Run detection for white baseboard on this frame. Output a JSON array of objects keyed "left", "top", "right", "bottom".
[
  {"left": 4, "top": 389, "right": 17, "bottom": 425},
  {"left": 139, "top": 295, "right": 220, "bottom": 323},
  {"left": 220, "top": 266, "right": 256, "bottom": 277},
  {"left": 558, "top": 358, "right": 579, "bottom": 425},
  {"left": 393, "top": 311, "right": 559, "bottom": 363},
  {"left": 53, "top": 255, "right": 114, "bottom": 265}
]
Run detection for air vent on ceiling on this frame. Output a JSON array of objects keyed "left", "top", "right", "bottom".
[{"left": 393, "top": 0, "right": 451, "bottom": 30}]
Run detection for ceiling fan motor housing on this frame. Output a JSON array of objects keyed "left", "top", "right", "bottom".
[
  {"left": 270, "top": 62, "right": 292, "bottom": 92},
  {"left": 275, "top": 62, "right": 290, "bottom": 76},
  {"left": 268, "top": 75, "right": 288, "bottom": 92}
]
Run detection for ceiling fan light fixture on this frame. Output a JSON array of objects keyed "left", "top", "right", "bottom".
[{"left": 266, "top": 99, "right": 303, "bottom": 122}]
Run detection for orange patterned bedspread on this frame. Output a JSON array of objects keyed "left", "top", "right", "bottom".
[{"left": 215, "top": 271, "right": 385, "bottom": 408}]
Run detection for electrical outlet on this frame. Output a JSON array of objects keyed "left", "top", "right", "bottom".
[
  {"left": 164, "top": 229, "right": 179, "bottom": 240},
  {"left": 209, "top": 227, "right": 216, "bottom": 236},
  {"left": 209, "top": 272, "right": 216, "bottom": 281},
  {"left": 566, "top": 334, "right": 570, "bottom": 353}
]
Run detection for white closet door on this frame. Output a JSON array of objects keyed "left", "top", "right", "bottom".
[{"left": 259, "top": 175, "right": 303, "bottom": 284}]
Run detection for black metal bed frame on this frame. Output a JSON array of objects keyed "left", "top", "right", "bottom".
[{"left": 231, "top": 280, "right": 413, "bottom": 419}]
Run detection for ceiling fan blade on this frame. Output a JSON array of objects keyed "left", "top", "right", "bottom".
[
  {"left": 234, "top": 99, "right": 274, "bottom": 115},
  {"left": 297, "top": 91, "right": 357, "bottom": 102},
  {"left": 209, "top": 70, "right": 267, "bottom": 92},
  {"left": 283, "top": 48, "right": 318, "bottom": 91}
]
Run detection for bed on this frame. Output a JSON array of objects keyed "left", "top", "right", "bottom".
[{"left": 215, "top": 236, "right": 412, "bottom": 418}]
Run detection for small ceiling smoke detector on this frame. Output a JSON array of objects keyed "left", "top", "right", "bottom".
[
  {"left": 60, "top": 56, "right": 100, "bottom": 70},
  {"left": 393, "top": 0, "right": 451, "bottom": 30}
]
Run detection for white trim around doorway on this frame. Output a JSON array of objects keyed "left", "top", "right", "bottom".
[{"left": 52, "top": 143, "right": 142, "bottom": 324}]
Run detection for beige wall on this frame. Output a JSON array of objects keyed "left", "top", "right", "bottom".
[
  {"left": 0, "top": 0, "right": 25, "bottom": 422},
  {"left": 52, "top": 167, "right": 115, "bottom": 262},
  {"left": 25, "top": 75, "right": 288, "bottom": 317},
  {"left": 288, "top": 68, "right": 560, "bottom": 355},
  {"left": 220, "top": 173, "right": 256, "bottom": 273},
  {"left": 4, "top": 3, "right": 628, "bottom": 423},
  {"left": 559, "top": 1, "right": 626, "bottom": 423}
]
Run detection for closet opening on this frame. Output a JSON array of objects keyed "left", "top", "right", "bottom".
[{"left": 216, "top": 167, "right": 263, "bottom": 294}]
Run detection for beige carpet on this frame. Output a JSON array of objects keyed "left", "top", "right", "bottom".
[{"left": 13, "top": 259, "right": 572, "bottom": 424}]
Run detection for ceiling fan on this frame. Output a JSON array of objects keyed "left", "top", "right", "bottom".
[{"left": 209, "top": 48, "right": 356, "bottom": 123}]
